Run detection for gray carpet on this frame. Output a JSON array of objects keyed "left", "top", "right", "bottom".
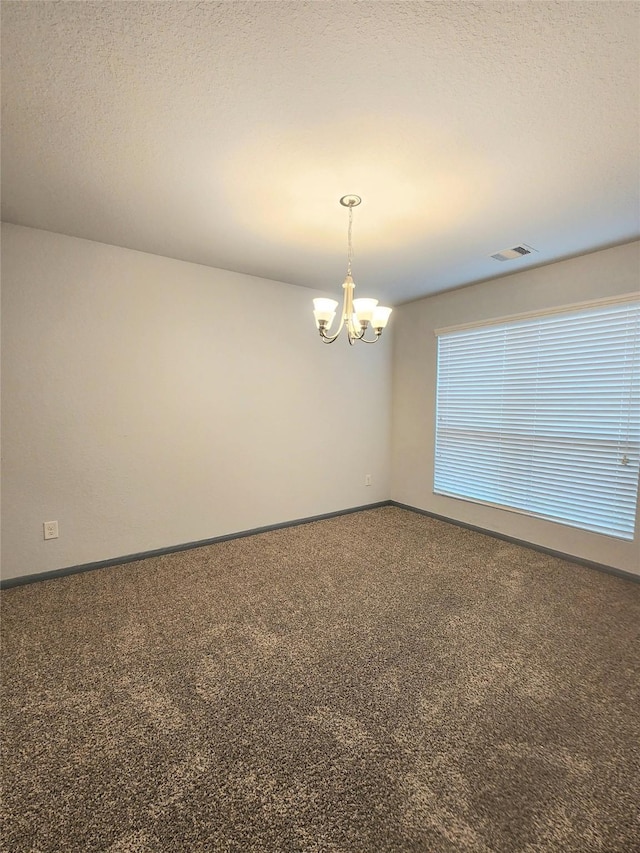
[{"left": 1, "top": 506, "right": 639, "bottom": 852}]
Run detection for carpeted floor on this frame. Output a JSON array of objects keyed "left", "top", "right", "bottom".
[{"left": 1, "top": 506, "right": 639, "bottom": 853}]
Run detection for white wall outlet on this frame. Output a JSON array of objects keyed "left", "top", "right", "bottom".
[
  {"left": 43, "top": 521, "right": 59, "bottom": 540},
  {"left": 365, "top": 474, "right": 372, "bottom": 486}
]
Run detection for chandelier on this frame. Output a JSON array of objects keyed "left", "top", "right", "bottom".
[{"left": 313, "top": 195, "right": 392, "bottom": 344}]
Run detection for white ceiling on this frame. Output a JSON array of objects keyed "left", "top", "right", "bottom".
[{"left": 1, "top": 1, "right": 638, "bottom": 305}]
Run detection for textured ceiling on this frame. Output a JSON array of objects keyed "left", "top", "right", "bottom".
[{"left": 1, "top": 1, "right": 638, "bottom": 304}]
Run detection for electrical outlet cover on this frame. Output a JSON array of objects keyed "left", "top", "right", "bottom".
[{"left": 43, "top": 521, "right": 59, "bottom": 540}]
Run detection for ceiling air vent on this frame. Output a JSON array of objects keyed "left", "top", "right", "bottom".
[{"left": 490, "top": 244, "right": 537, "bottom": 262}]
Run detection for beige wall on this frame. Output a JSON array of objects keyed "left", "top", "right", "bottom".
[
  {"left": 391, "top": 241, "right": 640, "bottom": 576},
  {"left": 1, "top": 224, "right": 392, "bottom": 580}
]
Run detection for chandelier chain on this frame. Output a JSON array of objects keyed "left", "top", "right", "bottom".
[{"left": 347, "top": 204, "right": 354, "bottom": 276}]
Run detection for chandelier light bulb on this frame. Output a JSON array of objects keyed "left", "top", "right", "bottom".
[
  {"left": 313, "top": 297, "right": 338, "bottom": 330},
  {"left": 372, "top": 305, "right": 392, "bottom": 330},
  {"left": 353, "top": 298, "right": 379, "bottom": 324}
]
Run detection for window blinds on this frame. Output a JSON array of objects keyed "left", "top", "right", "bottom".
[{"left": 434, "top": 299, "right": 640, "bottom": 539}]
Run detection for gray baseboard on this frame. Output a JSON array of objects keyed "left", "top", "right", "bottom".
[
  {"left": 3, "top": 499, "right": 637, "bottom": 588},
  {"left": 389, "top": 501, "right": 640, "bottom": 584},
  {"left": 0, "top": 501, "right": 393, "bottom": 589}
]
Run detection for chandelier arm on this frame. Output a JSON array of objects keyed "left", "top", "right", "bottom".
[
  {"left": 319, "top": 306, "right": 347, "bottom": 342},
  {"left": 348, "top": 324, "right": 367, "bottom": 342},
  {"left": 320, "top": 275, "right": 354, "bottom": 342},
  {"left": 319, "top": 326, "right": 342, "bottom": 343}
]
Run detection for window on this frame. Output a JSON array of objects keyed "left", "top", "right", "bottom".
[{"left": 434, "top": 297, "right": 640, "bottom": 540}]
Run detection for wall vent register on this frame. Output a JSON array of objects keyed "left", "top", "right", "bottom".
[{"left": 490, "top": 244, "right": 536, "bottom": 262}]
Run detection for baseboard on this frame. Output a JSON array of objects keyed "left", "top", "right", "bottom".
[
  {"left": 389, "top": 501, "right": 640, "bottom": 584},
  {"left": 0, "top": 501, "right": 393, "bottom": 589},
  {"left": 4, "top": 499, "right": 637, "bottom": 589}
]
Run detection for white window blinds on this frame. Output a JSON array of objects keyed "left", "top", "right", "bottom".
[{"left": 434, "top": 298, "right": 640, "bottom": 540}]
